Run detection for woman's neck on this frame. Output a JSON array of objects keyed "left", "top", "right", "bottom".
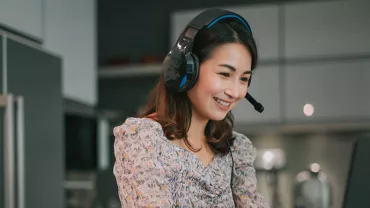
[{"left": 186, "top": 111, "right": 209, "bottom": 148}]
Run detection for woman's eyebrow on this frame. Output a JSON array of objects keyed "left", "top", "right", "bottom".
[{"left": 218, "top": 64, "right": 252, "bottom": 74}]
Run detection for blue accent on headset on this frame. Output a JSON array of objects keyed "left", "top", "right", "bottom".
[
  {"left": 207, "top": 14, "right": 251, "bottom": 33},
  {"left": 180, "top": 75, "right": 187, "bottom": 88}
]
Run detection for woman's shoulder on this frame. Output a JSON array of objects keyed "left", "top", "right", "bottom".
[
  {"left": 113, "top": 117, "right": 164, "bottom": 143},
  {"left": 230, "top": 131, "right": 257, "bottom": 163},
  {"left": 113, "top": 117, "right": 168, "bottom": 162},
  {"left": 231, "top": 131, "right": 254, "bottom": 148}
]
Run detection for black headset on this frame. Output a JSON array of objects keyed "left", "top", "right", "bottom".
[{"left": 162, "top": 8, "right": 264, "bottom": 113}]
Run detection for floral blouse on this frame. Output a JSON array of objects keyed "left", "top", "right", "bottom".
[{"left": 113, "top": 117, "right": 269, "bottom": 208}]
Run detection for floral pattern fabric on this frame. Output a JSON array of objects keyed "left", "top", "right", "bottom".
[{"left": 113, "top": 117, "right": 269, "bottom": 208}]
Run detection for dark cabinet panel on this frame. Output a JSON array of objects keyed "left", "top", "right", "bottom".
[{"left": 6, "top": 38, "right": 63, "bottom": 208}]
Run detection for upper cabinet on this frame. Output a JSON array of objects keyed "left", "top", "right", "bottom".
[
  {"left": 1, "top": 0, "right": 97, "bottom": 106},
  {"left": 170, "top": 4, "right": 280, "bottom": 61},
  {"left": 43, "top": 0, "right": 97, "bottom": 106},
  {"left": 283, "top": 0, "right": 370, "bottom": 59},
  {"left": 283, "top": 59, "right": 370, "bottom": 122},
  {"left": 0, "top": 0, "right": 43, "bottom": 41},
  {"left": 171, "top": 1, "right": 370, "bottom": 127}
]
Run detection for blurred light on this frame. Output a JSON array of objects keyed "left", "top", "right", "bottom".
[
  {"left": 263, "top": 151, "right": 274, "bottom": 163},
  {"left": 303, "top": 103, "right": 314, "bottom": 116},
  {"left": 262, "top": 151, "right": 275, "bottom": 170},
  {"left": 310, "top": 163, "right": 321, "bottom": 173},
  {"left": 296, "top": 171, "right": 310, "bottom": 182},
  {"left": 255, "top": 148, "right": 286, "bottom": 171},
  {"left": 318, "top": 172, "right": 328, "bottom": 182}
]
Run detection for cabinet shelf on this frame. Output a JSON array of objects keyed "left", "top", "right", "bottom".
[{"left": 99, "top": 63, "right": 163, "bottom": 78}]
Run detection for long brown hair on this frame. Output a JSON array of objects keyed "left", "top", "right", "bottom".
[{"left": 137, "top": 18, "right": 258, "bottom": 154}]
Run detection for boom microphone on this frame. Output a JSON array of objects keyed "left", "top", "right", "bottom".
[{"left": 245, "top": 93, "right": 264, "bottom": 113}]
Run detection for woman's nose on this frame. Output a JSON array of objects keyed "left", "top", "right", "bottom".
[{"left": 224, "top": 84, "right": 240, "bottom": 99}]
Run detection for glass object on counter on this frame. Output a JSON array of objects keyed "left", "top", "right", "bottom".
[{"left": 293, "top": 163, "right": 332, "bottom": 208}]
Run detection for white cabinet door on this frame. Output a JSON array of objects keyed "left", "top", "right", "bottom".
[
  {"left": 284, "top": 59, "right": 370, "bottom": 121},
  {"left": 284, "top": 0, "right": 370, "bottom": 59},
  {"left": 232, "top": 64, "right": 281, "bottom": 125},
  {"left": 0, "top": 0, "right": 43, "bottom": 41},
  {"left": 171, "top": 4, "right": 280, "bottom": 61}
]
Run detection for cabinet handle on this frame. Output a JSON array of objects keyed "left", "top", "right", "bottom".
[
  {"left": 16, "top": 96, "right": 25, "bottom": 208},
  {"left": 3, "top": 94, "right": 15, "bottom": 208},
  {"left": 1, "top": 94, "right": 25, "bottom": 208}
]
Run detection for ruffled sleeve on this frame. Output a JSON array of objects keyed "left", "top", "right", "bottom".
[
  {"left": 231, "top": 131, "right": 269, "bottom": 208},
  {"left": 113, "top": 118, "right": 173, "bottom": 208}
]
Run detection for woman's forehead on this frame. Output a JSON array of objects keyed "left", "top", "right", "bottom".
[{"left": 204, "top": 43, "right": 253, "bottom": 71}]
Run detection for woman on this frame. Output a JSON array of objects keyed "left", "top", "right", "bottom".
[{"left": 113, "top": 10, "right": 269, "bottom": 208}]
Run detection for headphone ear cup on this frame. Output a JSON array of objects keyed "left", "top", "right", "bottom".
[
  {"left": 163, "top": 49, "right": 188, "bottom": 92},
  {"left": 184, "top": 53, "right": 200, "bottom": 91}
]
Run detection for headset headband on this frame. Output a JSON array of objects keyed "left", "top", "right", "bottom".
[
  {"left": 175, "top": 9, "right": 252, "bottom": 53},
  {"left": 188, "top": 9, "right": 252, "bottom": 32}
]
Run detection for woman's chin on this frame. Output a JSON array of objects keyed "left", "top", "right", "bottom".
[{"left": 207, "top": 112, "right": 229, "bottom": 121}]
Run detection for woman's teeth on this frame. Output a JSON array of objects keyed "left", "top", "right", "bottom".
[{"left": 213, "top": 97, "right": 230, "bottom": 107}]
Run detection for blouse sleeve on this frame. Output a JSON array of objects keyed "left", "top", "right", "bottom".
[
  {"left": 231, "top": 131, "right": 270, "bottom": 208},
  {"left": 113, "top": 118, "right": 173, "bottom": 208}
]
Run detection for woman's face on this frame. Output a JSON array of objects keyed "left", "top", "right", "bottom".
[{"left": 187, "top": 42, "right": 253, "bottom": 121}]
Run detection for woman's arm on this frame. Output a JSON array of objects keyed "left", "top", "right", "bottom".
[
  {"left": 231, "top": 131, "right": 270, "bottom": 208},
  {"left": 113, "top": 119, "right": 173, "bottom": 208}
]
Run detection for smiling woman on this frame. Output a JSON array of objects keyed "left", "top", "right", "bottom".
[
  {"left": 187, "top": 42, "right": 253, "bottom": 122},
  {"left": 113, "top": 8, "right": 269, "bottom": 208}
]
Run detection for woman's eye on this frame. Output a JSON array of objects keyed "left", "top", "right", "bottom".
[
  {"left": 241, "top": 77, "right": 249, "bottom": 82},
  {"left": 219, "top": 72, "right": 230, "bottom": 77}
]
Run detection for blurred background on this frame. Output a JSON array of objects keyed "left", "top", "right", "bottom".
[{"left": 1, "top": 0, "right": 369, "bottom": 207}]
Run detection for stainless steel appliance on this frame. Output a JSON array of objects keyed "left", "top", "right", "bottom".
[
  {"left": 0, "top": 31, "right": 63, "bottom": 208},
  {"left": 0, "top": 94, "right": 24, "bottom": 208}
]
